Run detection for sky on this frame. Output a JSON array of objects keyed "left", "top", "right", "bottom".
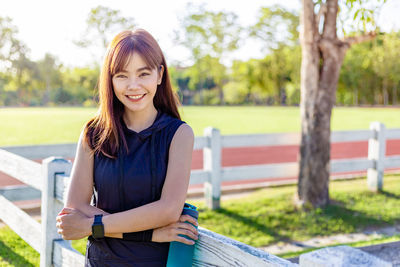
[{"left": 1, "top": 0, "right": 399, "bottom": 68}]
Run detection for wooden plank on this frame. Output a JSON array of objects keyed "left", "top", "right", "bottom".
[
  {"left": 0, "top": 143, "right": 77, "bottom": 159},
  {"left": 0, "top": 185, "right": 41, "bottom": 201},
  {"left": 385, "top": 155, "right": 400, "bottom": 169},
  {"left": 50, "top": 165, "right": 209, "bottom": 203},
  {"left": 52, "top": 229, "right": 296, "bottom": 267},
  {"left": 0, "top": 194, "right": 41, "bottom": 252},
  {"left": 55, "top": 174, "right": 70, "bottom": 204},
  {"left": 221, "top": 158, "right": 375, "bottom": 182},
  {"left": 194, "top": 136, "right": 208, "bottom": 150},
  {"left": 204, "top": 127, "right": 222, "bottom": 209},
  {"left": 221, "top": 163, "right": 298, "bottom": 181},
  {"left": 53, "top": 240, "right": 85, "bottom": 267},
  {"left": 331, "top": 158, "right": 373, "bottom": 173},
  {"left": 367, "top": 122, "right": 386, "bottom": 192},
  {"left": 331, "top": 130, "right": 372, "bottom": 143},
  {"left": 189, "top": 170, "right": 209, "bottom": 185},
  {"left": 193, "top": 227, "right": 297, "bottom": 266},
  {"left": 0, "top": 139, "right": 208, "bottom": 157},
  {"left": 386, "top": 129, "right": 400, "bottom": 140},
  {"left": 222, "top": 133, "right": 300, "bottom": 148},
  {"left": 219, "top": 130, "right": 375, "bottom": 149},
  {"left": 41, "top": 157, "right": 72, "bottom": 267},
  {"left": 0, "top": 149, "right": 42, "bottom": 190}
]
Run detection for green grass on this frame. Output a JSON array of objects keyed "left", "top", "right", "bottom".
[
  {"left": 189, "top": 174, "right": 400, "bottom": 247},
  {"left": 1, "top": 174, "right": 400, "bottom": 265},
  {"left": 0, "top": 227, "right": 39, "bottom": 266},
  {"left": 1, "top": 106, "right": 399, "bottom": 145}
]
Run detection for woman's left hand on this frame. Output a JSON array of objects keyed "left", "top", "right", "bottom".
[{"left": 56, "top": 207, "right": 92, "bottom": 240}]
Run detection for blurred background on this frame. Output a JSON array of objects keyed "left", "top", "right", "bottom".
[{"left": 0, "top": 0, "right": 399, "bottom": 108}]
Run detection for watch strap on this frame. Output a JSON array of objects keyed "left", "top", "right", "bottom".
[
  {"left": 92, "top": 214, "right": 104, "bottom": 239},
  {"left": 93, "top": 214, "right": 103, "bottom": 225}
]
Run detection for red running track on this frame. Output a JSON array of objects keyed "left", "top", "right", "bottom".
[{"left": 1, "top": 140, "right": 400, "bottom": 189}]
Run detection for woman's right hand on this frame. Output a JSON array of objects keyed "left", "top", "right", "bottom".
[{"left": 151, "top": 214, "right": 199, "bottom": 245}]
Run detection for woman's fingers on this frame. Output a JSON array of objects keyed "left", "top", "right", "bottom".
[
  {"left": 176, "top": 228, "right": 198, "bottom": 241},
  {"left": 175, "top": 235, "right": 195, "bottom": 245},
  {"left": 172, "top": 223, "right": 198, "bottom": 240},
  {"left": 179, "top": 215, "right": 198, "bottom": 227},
  {"left": 177, "top": 222, "right": 198, "bottom": 235},
  {"left": 58, "top": 207, "right": 74, "bottom": 215}
]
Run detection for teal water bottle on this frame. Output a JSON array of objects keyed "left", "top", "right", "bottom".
[{"left": 166, "top": 203, "right": 199, "bottom": 267}]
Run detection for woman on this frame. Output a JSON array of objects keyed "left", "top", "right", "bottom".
[{"left": 56, "top": 29, "right": 198, "bottom": 266}]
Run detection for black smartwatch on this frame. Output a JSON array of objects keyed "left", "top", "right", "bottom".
[{"left": 92, "top": 214, "right": 104, "bottom": 240}]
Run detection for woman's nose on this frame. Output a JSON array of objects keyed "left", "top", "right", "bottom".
[{"left": 127, "top": 78, "right": 141, "bottom": 90}]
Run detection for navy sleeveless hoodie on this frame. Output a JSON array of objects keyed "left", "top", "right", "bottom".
[{"left": 85, "top": 110, "right": 186, "bottom": 267}]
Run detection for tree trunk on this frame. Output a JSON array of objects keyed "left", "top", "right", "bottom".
[
  {"left": 354, "top": 88, "right": 358, "bottom": 106},
  {"left": 393, "top": 83, "right": 398, "bottom": 106},
  {"left": 298, "top": 0, "right": 377, "bottom": 208},
  {"left": 298, "top": 0, "right": 349, "bottom": 208},
  {"left": 383, "top": 79, "right": 388, "bottom": 106},
  {"left": 218, "top": 86, "right": 225, "bottom": 105}
]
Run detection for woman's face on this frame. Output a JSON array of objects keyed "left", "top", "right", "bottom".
[{"left": 112, "top": 52, "right": 163, "bottom": 114}]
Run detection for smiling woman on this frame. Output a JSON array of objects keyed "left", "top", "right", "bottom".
[
  {"left": 112, "top": 52, "right": 164, "bottom": 124},
  {"left": 55, "top": 29, "right": 197, "bottom": 267}
]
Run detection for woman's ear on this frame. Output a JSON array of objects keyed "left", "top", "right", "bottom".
[{"left": 157, "top": 65, "right": 164, "bottom": 85}]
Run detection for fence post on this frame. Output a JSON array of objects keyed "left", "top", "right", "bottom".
[
  {"left": 41, "top": 157, "right": 72, "bottom": 267},
  {"left": 367, "top": 122, "right": 386, "bottom": 192},
  {"left": 203, "top": 127, "right": 221, "bottom": 210}
]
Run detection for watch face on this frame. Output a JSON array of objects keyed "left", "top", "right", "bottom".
[{"left": 92, "top": 224, "right": 104, "bottom": 239}]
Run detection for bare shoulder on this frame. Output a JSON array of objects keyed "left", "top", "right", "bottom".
[
  {"left": 171, "top": 123, "right": 194, "bottom": 147},
  {"left": 77, "top": 127, "right": 93, "bottom": 155}
]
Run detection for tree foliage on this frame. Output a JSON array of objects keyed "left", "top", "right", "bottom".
[
  {"left": 75, "top": 6, "right": 136, "bottom": 55},
  {"left": 0, "top": 4, "right": 399, "bottom": 108}
]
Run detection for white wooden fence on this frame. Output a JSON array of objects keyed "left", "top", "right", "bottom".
[
  {"left": 196, "top": 122, "right": 400, "bottom": 209},
  {"left": 3, "top": 121, "right": 399, "bottom": 210},
  {"left": 0, "top": 122, "right": 399, "bottom": 266},
  {"left": 0, "top": 150, "right": 296, "bottom": 266}
]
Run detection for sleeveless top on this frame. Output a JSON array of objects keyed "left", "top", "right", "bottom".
[{"left": 85, "top": 110, "right": 186, "bottom": 267}]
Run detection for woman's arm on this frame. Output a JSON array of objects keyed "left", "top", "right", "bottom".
[
  {"left": 58, "top": 123, "right": 194, "bottom": 238},
  {"left": 64, "top": 129, "right": 98, "bottom": 215},
  {"left": 61, "top": 129, "right": 122, "bottom": 238}
]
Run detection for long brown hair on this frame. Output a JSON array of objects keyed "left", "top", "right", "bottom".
[{"left": 84, "top": 29, "right": 181, "bottom": 158}]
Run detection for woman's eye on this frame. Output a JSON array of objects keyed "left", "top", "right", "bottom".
[
  {"left": 139, "top": 73, "right": 150, "bottom": 77},
  {"left": 115, "top": 74, "right": 127, "bottom": 78}
]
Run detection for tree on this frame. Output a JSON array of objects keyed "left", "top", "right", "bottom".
[
  {"left": 0, "top": 16, "right": 40, "bottom": 105},
  {"left": 75, "top": 6, "right": 136, "bottom": 57},
  {"left": 250, "top": 5, "right": 299, "bottom": 50},
  {"left": 298, "top": 0, "right": 386, "bottom": 208},
  {"left": 371, "top": 32, "right": 400, "bottom": 105},
  {"left": 176, "top": 4, "right": 241, "bottom": 104},
  {"left": 37, "top": 53, "right": 63, "bottom": 105},
  {"left": 249, "top": 6, "right": 301, "bottom": 105}
]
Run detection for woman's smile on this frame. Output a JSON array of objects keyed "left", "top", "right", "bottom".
[{"left": 126, "top": 94, "right": 146, "bottom": 102}]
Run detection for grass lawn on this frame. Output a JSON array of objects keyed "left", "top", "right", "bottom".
[
  {"left": 0, "top": 227, "right": 39, "bottom": 267},
  {"left": 0, "top": 106, "right": 399, "bottom": 146},
  {"left": 1, "top": 174, "right": 399, "bottom": 265}
]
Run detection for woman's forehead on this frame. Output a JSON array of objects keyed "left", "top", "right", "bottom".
[{"left": 122, "top": 52, "right": 154, "bottom": 72}]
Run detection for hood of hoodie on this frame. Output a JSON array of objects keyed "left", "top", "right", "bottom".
[{"left": 121, "top": 110, "right": 175, "bottom": 141}]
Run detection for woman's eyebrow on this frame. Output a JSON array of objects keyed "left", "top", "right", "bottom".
[
  {"left": 118, "top": 66, "right": 152, "bottom": 73},
  {"left": 137, "top": 66, "right": 152, "bottom": 72}
]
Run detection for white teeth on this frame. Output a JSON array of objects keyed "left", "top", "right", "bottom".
[{"left": 127, "top": 94, "right": 144, "bottom": 99}]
